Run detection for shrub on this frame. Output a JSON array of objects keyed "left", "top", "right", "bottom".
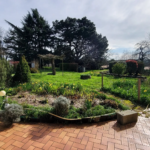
[
  {"left": 126, "top": 60, "right": 138, "bottom": 75},
  {"left": 0, "top": 104, "right": 23, "bottom": 125},
  {"left": 84, "top": 105, "right": 115, "bottom": 117},
  {"left": 53, "top": 96, "right": 70, "bottom": 116},
  {"left": 23, "top": 104, "right": 52, "bottom": 120},
  {"left": 136, "top": 61, "right": 144, "bottom": 75},
  {"left": 0, "top": 58, "right": 13, "bottom": 88},
  {"left": 30, "top": 68, "right": 39, "bottom": 73},
  {"left": 65, "top": 106, "right": 81, "bottom": 119},
  {"left": 59, "top": 63, "right": 78, "bottom": 72},
  {"left": 109, "top": 62, "right": 116, "bottom": 73},
  {"left": 13, "top": 56, "right": 31, "bottom": 83},
  {"left": 112, "top": 62, "right": 126, "bottom": 75}
]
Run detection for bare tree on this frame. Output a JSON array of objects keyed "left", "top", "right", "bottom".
[
  {"left": 119, "top": 50, "right": 137, "bottom": 60},
  {"left": 134, "top": 36, "right": 150, "bottom": 62}
]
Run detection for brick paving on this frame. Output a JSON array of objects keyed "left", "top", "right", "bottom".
[{"left": 0, "top": 116, "right": 150, "bottom": 150}]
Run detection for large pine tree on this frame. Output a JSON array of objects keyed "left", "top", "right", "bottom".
[{"left": 4, "top": 9, "right": 52, "bottom": 61}]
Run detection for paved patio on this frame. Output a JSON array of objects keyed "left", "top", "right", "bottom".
[{"left": 0, "top": 117, "right": 150, "bottom": 150}]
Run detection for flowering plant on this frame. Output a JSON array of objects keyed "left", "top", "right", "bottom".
[
  {"left": 85, "top": 99, "right": 92, "bottom": 109},
  {"left": 0, "top": 90, "right": 7, "bottom": 110}
]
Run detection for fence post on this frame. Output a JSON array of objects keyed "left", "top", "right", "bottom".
[
  {"left": 138, "top": 78, "right": 141, "bottom": 101},
  {"left": 102, "top": 73, "right": 103, "bottom": 88}
]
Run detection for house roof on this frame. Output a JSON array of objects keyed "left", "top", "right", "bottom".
[{"left": 9, "top": 61, "right": 19, "bottom": 64}]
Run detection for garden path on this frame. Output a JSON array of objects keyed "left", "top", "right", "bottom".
[{"left": 0, "top": 117, "right": 150, "bottom": 150}]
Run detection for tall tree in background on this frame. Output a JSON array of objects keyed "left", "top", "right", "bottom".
[
  {"left": 0, "top": 27, "right": 6, "bottom": 59},
  {"left": 4, "top": 10, "right": 109, "bottom": 68},
  {"left": 52, "top": 17, "right": 108, "bottom": 68},
  {"left": 4, "top": 9, "right": 52, "bottom": 61}
]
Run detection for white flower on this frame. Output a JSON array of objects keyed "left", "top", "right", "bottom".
[{"left": 0, "top": 90, "right": 6, "bottom": 96}]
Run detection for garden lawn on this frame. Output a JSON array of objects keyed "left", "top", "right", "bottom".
[
  {"left": 31, "top": 69, "right": 106, "bottom": 92},
  {"left": 31, "top": 68, "right": 150, "bottom": 106}
]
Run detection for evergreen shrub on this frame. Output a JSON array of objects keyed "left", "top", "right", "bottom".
[
  {"left": 13, "top": 56, "right": 31, "bottom": 83},
  {"left": 0, "top": 104, "right": 23, "bottom": 125},
  {"left": 53, "top": 96, "right": 70, "bottom": 116},
  {"left": 112, "top": 62, "right": 126, "bottom": 75},
  {"left": 136, "top": 61, "right": 144, "bottom": 75},
  {"left": 59, "top": 63, "right": 78, "bottom": 72},
  {"left": 0, "top": 58, "right": 13, "bottom": 88},
  {"left": 109, "top": 62, "right": 116, "bottom": 73}
]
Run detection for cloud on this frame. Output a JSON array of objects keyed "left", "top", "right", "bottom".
[{"left": 1, "top": 0, "right": 150, "bottom": 58}]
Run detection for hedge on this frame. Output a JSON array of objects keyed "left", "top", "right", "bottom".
[
  {"left": 109, "top": 62, "right": 116, "bottom": 73},
  {"left": 136, "top": 61, "right": 144, "bottom": 75},
  {"left": 126, "top": 60, "right": 138, "bottom": 75},
  {"left": 59, "top": 63, "right": 78, "bottom": 72}
]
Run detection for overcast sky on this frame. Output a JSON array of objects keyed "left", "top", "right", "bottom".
[{"left": 1, "top": 0, "right": 150, "bottom": 59}]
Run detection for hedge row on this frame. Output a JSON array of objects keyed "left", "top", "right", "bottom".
[
  {"left": 59, "top": 63, "right": 78, "bottom": 72},
  {"left": 109, "top": 60, "right": 144, "bottom": 75}
]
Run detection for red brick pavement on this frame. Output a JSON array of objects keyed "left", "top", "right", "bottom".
[{"left": 0, "top": 116, "right": 150, "bottom": 150}]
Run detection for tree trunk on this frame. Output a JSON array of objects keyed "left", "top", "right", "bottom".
[{"left": 51, "top": 59, "right": 56, "bottom": 75}]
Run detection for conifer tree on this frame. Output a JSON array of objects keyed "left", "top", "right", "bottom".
[
  {"left": 13, "top": 56, "right": 31, "bottom": 83},
  {"left": 4, "top": 9, "right": 52, "bottom": 61},
  {"left": 0, "top": 58, "right": 13, "bottom": 88}
]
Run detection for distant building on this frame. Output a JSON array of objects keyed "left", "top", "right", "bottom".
[
  {"left": 9, "top": 60, "right": 19, "bottom": 69},
  {"left": 9, "top": 60, "right": 19, "bottom": 65}
]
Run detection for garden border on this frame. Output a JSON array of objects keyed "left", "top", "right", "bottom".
[{"left": 21, "top": 108, "right": 117, "bottom": 123}]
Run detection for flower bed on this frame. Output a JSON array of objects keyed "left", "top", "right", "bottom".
[{"left": 21, "top": 108, "right": 117, "bottom": 123}]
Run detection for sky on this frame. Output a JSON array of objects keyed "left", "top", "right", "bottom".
[{"left": 1, "top": 0, "right": 150, "bottom": 59}]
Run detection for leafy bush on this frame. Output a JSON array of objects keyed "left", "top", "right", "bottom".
[
  {"left": 53, "top": 96, "right": 70, "bottom": 116},
  {"left": 30, "top": 68, "right": 39, "bottom": 73},
  {"left": 0, "top": 58, "right": 13, "bottom": 88},
  {"left": 13, "top": 56, "right": 31, "bottom": 83},
  {"left": 126, "top": 60, "right": 138, "bottom": 75},
  {"left": 109, "top": 61, "right": 116, "bottom": 73},
  {"left": 59, "top": 63, "right": 78, "bottom": 72},
  {"left": 0, "top": 104, "right": 23, "bottom": 125},
  {"left": 112, "top": 62, "right": 126, "bottom": 75}
]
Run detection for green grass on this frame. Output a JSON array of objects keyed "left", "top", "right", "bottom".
[
  {"left": 1, "top": 68, "right": 133, "bottom": 119},
  {"left": 31, "top": 68, "right": 107, "bottom": 92},
  {"left": 31, "top": 68, "right": 150, "bottom": 106}
]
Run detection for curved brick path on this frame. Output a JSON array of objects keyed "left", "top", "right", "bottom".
[{"left": 0, "top": 117, "right": 150, "bottom": 150}]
